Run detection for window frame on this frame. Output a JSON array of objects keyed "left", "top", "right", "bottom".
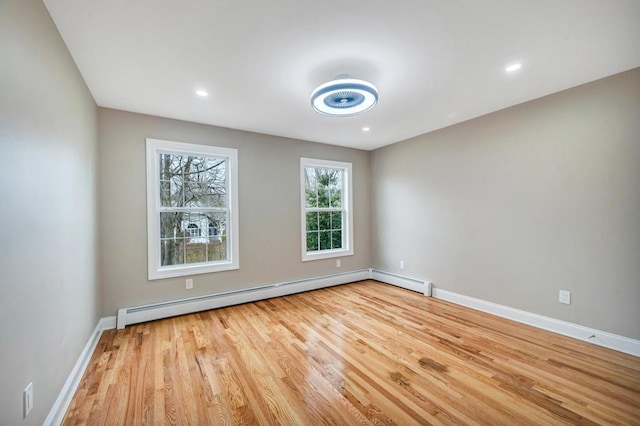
[
  {"left": 146, "top": 138, "right": 239, "bottom": 280},
  {"left": 300, "top": 157, "right": 354, "bottom": 262}
]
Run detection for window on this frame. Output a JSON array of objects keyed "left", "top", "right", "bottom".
[
  {"left": 300, "top": 158, "right": 353, "bottom": 261},
  {"left": 146, "top": 138, "right": 239, "bottom": 279},
  {"left": 187, "top": 223, "right": 200, "bottom": 238}
]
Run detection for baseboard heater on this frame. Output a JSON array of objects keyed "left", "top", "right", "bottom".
[
  {"left": 370, "top": 269, "right": 432, "bottom": 296},
  {"left": 116, "top": 269, "right": 370, "bottom": 329}
]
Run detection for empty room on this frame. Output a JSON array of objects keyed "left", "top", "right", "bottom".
[{"left": 1, "top": 0, "right": 639, "bottom": 424}]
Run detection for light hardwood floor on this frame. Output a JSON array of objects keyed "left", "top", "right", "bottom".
[{"left": 63, "top": 280, "right": 640, "bottom": 425}]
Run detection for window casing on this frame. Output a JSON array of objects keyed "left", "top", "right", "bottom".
[
  {"left": 300, "top": 158, "right": 353, "bottom": 261},
  {"left": 146, "top": 138, "right": 239, "bottom": 279}
]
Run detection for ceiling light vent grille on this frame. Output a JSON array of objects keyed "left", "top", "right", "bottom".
[{"left": 311, "top": 76, "right": 378, "bottom": 116}]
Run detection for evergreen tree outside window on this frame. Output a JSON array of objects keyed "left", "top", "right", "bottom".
[
  {"left": 300, "top": 158, "right": 353, "bottom": 261},
  {"left": 146, "top": 139, "right": 239, "bottom": 279}
]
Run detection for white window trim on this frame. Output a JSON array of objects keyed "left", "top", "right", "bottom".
[
  {"left": 146, "top": 138, "right": 239, "bottom": 280},
  {"left": 300, "top": 157, "right": 354, "bottom": 262}
]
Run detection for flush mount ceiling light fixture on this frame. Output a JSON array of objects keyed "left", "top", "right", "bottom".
[{"left": 311, "top": 75, "right": 378, "bottom": 116}]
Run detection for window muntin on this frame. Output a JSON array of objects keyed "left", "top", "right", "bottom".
[
  {"left": 301, "top": 158, "right": 353, "bottom": 261},
  {"left": 147, "top": 139, "right": 238, "bottom": 279}
]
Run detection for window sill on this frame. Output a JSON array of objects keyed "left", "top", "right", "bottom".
[
  {"left": 302, "top": 248, "right": 354, "bottom": 262},
  {"left": 149, "top": 261, "right": 239, "bottom": 280}
]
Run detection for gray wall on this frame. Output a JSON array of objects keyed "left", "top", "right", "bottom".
[
  {"left": 98, "top": 108, "right": 371, "bottom": 315},
  {"left": 0, "top": 0, "right": 100, "bottom": 424},
  {"left": 371, "top": 68, "right": 640, "bottom": 340}
]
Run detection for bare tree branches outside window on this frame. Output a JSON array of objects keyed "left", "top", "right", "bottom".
[{"left": 158, "top": 153, "right": 228, "bottom": 266}]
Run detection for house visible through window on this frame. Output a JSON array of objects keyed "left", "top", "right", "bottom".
[
  {"left": 187, "top": 223, "right": 200, "bottom": 238},
  {"left": 146, "top": 138, "right": 239, "bottom": 279},
  {"left": 209, "top": 221, "right": 220, "bottom": 241},
  {"left": 300, "top": 158, "right": 353, "bottom": 261}
]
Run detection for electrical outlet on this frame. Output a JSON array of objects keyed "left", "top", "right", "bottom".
[
  {"left": 336, "top": 259, "right": 341, "bottom": 268},
  {"left": 400, "top": 260, "right": 405, "bottom": 270},
  {"left": 23, "top": 382, "right": 33, "bottom": 418},
  {"left": 185, "top": 278, "right": 193, "bottom": 290},
  {"left": 559, "top": 290, "right": 571, "bottom": 304}
]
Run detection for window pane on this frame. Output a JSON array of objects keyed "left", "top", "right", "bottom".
[
  {"left": 318, "top": 212, "right": 331, "bottom": 230},
  {"left": 306, "top": 212, "right": 319, "bottom": 231},
  {"left": 331, "top": 172, "right": 343, "bottom": 192},
  {"left": 169, "top": 175, "right": 184, "bottom": 206},
  {"left": 319, "top": 231, "right": 331, "bottom": 250},
  {"left": 205, "top": 211, "right": 227, "bottom": 230},
  {"left": 159, "top": 153, "right": 171, "bottom": 175},
  {"left": 306, "top": 167, "right": 343, "bottom": 209},
  {"left": 186, "top": 242, "right": 207, "bottom": 264},
  {"left": 161, "top": 238, "right": 185, "bottom": 266},
  {"left": 207, "top": 235, "right": 227, "bottom": 261},
  {"left": 306, "top": 232, "right": 319, "bottom": 252},
  {"left": 205, "top": 157, "right": 227, "bottom": 207},
  {"left": 160, "top": 211, "right": 229, "bottom": 263},
  {"left": 160, "top": 212, "right": 183, "bottom": 239},
  {"left": 159, "top": 154, "right": 187, "bottom": 207},
  {"left": 186, "top": 162, "right": 227, "bottom": 208},
  {"left": 185, "top": 181, "right": 209, "bottom": 207},
  {"left": 160, "top": 153, "right": 228, "bottom": 208},
  {"left": 329, "top": 187, "right": 342, "bottom": 208},
  {"left": 206, "top": 212, "right": 228, "bottom": 260},
  {"left": 206, "top": 157, "right": 226, "bottom": 182},
  {"left": 183, "top": 212, "right": 208, "bottom": 240},
  {"left": 159, "top": 174, "right": 184, "bottom": 207},
  {"left": 305, "top": 188, "right": 317, "bottom": 209},
  {"left": 159, "top": 179, "right": 173, "bottom": 207},
  {"left": 331, "top": 231, "right": 342, "bottom": 249},
  {"left": 304, "top": 167, "right": 317, "bottom": 208},
  {"left": 187, "top": 188, "right": 227, "bottom": 208},
  {"left": 316, "top": 185, "right": 329, "bottom": 208},
  {"left": 331, "top": 211, "right": 342, "bottom": 230}
]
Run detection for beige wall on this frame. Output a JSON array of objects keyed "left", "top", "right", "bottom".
[
  {"left": 98, "top": 108, "right": 371, "bottom": 315},
  {"left": 0, "top": 0, "right": 100, "bottom": 424},
  {"left": 371, "top": 68, "right": 640, "bottom": 340}
]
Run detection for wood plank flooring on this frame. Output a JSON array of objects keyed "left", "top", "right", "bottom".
[{"left": 63, "top": 280, "right": 640, "bottom": 425}]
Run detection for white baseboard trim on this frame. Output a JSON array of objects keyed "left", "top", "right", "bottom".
[
  {"left": 369, "top": 269, "right": 432, "bottom": 296},
  {"left": 44, "top": 316, "right": 115, "bottom": 426},
  {"left": 117, "top": 269, "right": 370, "bottom": 328},
  {"left": 100, "top": 316, "right": 117, "bottom": 330},
  {"left": 432, "top": 288, "right": 640, "bottom": 357}
]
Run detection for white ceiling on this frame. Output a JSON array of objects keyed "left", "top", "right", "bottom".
[{"left": 44, "top": 0, "right": 640, "bottom": 150}]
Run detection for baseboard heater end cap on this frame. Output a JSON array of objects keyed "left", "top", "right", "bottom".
[
  {"left": 425, "top": 282, "right": 433, "bottom": 297},
  {"left": 116, "top": 308, "right": 127, "bottom": 330}
]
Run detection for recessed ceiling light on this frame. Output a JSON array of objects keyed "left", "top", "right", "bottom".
[
  {"left": 196, "top": 90, "right": 208, "bottom": 97},
  {"left": 505, "top": 63, "right": 522, "bottom": 73},
  {"left": 362, "top": 127, "right": 370, "bottom": 132},
  {"left": 311, "top": 75, "right": 378, "bottom": 116}
]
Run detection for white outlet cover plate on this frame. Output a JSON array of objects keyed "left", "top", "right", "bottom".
[
  {"left": 559, "top": 290, "right": 571, "bottom": 304},
  {"left": 24, "top": 382, "right": 33, "bottom": 417}
]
